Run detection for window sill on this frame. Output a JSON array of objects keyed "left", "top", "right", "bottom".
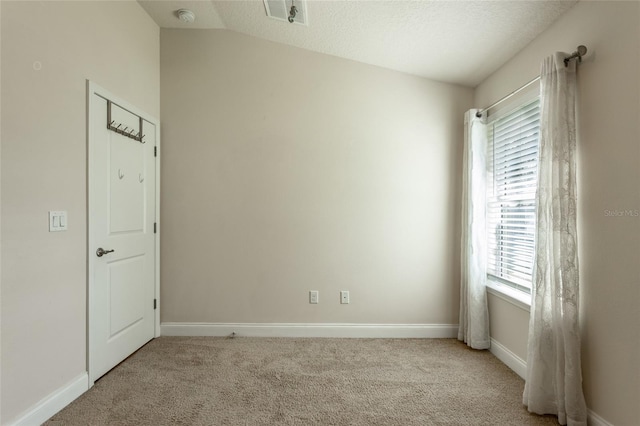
[{"left": 486, "top": 280, "right": 531, "bottom": 312}]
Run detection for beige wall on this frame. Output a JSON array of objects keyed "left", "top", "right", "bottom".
[
  {"left": 160, "top": 29, "right": 472, "bottom": 325},
  {"left": 475, "top": 2, "right": 640, "bottom": 424},
  {"left": 0, "top": 1, "right": 159, "bottom": 423},
  {"left": 487, "top": 293, "right": 529, "bottom": 361}
]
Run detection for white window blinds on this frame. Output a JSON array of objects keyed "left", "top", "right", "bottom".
[{"left": 487, "top": 98, "right": 540, "bottom": 293}]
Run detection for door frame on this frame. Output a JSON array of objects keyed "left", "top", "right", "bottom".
[{"left": 86, "top": 80, "right": 161, "bottom": 386}]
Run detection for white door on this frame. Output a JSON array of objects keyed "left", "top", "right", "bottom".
[{"left": 88, "top": 87, "right": 158, "bottom": 383}]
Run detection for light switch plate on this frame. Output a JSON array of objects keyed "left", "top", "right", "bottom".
[{"left": 49, "top": 211, "right": 68, "bottom": 232}]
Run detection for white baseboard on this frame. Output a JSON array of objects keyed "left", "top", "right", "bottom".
[
  {"left": 587, "top": 409, "right": 613, "bottom": 426},
  {"left": 161, "top": 322, "right": 459, "bottom": 339},
  {"left": 489, "top": 338, "right": 611, "bottom": 426},
  {"left": 8, "top": 372, "right": 88, "bottom": 426},
  {"left": 489, "top": 338, "right": 527, "bottom": 380}
]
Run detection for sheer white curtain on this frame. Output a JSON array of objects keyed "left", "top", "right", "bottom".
[
  {"left": 458, "top": 110, "right": 490, "bottom": 350},
  {"left": 523, "top": 53, "right": 587, "bottom": 426}
]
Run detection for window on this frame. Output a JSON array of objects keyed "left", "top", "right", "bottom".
[{"left": 486, "top": 98, "right": 540, "bottom": 294}]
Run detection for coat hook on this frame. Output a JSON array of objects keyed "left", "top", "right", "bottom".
[
  {"left": 118, "top": 169, "right": 125, "bottom": 180},
  {"left": 139, "top": 173, "right": 144, "bottom": 183},
  {"left": 122, "top": 127, "right": 128, "bottom": 133},
  {"left": 109, "top": 120, "right": 115, "bottom": 127},
  {"left": 116, "top": 123, "right": 122, "bottom": 129}
]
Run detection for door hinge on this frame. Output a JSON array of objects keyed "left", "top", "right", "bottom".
[
  {"left": 154, "top": 299, "right": 157, "bottom": 310},
  {"left": 154, "top": 222, "right": 157, "bottom": 234},
  {"left": 154, "top": 146, "right": 157, "bottom": 157}
]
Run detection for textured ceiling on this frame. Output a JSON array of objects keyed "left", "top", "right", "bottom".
[{"left": 138, "top": 0, "right": 578, "bottom": 87}]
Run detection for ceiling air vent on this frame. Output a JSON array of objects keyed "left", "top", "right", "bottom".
[{"left": 263, "top": 0, "right": 308, "bottom": 26}]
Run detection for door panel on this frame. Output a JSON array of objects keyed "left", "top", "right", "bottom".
[
  {"left": 89, "top": 91, "right": 156, "bottom": 383},
  {"left": 109, "top": 135, "right": 145, "bottom": 234},
  {"left": 108, "top": 255, "right": 145, "bottom": 338}
]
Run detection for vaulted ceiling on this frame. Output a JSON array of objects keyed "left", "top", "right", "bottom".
[{"left": 138, "top": 0, "right": 578, "bottom": 87}]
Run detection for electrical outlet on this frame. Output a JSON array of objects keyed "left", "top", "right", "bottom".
[
  {"left": 340, "top": 290, "right": 350, "bottom": 304},
  {"left": 309, "top": 290, "right": 319, "bottom": 304}
]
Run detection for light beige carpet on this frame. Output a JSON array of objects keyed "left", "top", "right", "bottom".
[{"left": 46, "top": 337, "right": 558, "bottom": 425}]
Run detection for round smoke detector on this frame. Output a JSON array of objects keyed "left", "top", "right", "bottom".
[{"left": 177, "top": 9, "right": 195, "bottom": 24}]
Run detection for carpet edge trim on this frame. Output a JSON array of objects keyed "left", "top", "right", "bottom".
[{"left": 160, "top": 322, "right": 459, "bottom": 338}]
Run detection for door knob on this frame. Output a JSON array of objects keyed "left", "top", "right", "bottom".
[{"left": 96, "top": 248, "right": 115, "bottom": 257}]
